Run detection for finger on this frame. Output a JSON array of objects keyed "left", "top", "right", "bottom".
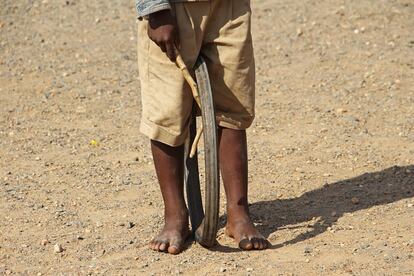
[
  {"left": 159, "top": 42, "right": 167, "bottom": 53},
  {"left": 174, "top": 33, "right": 180, "bottom": 50},
  {"left": 165, "top": 42, "right": 176, "bottom": 62}
]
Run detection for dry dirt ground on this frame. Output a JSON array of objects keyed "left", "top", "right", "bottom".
[{"left": 1, "top": 0, "right": 414, "bottom": 275}]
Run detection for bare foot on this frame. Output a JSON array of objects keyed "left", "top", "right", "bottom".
[
  {"left": 226, "top": 210, "right": 270, "bottom": 250},
  {"left": 149, "top": 211, "right": 190, "bottom": 254}
]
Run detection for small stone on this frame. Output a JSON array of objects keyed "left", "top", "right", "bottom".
[
  {"left": 246, "top": 268, "right": 253, "bottom": 272},
  {"left": 40, "top": 239, "right": 49, "bottom": 246},
  {"left": 407, "top": 203, "right": 413, "bottom": 208},
  {"left": 127, "top": 222, "right": 135, "bottom": 229},
  {"left": 305, "top": 258, "right": 310, "bottom": 263},
  {"left": 331, "top": 211, "right": 337, "bottom": 217},
  {"left": 54, "top": 243, "right": 64, "bottom": 253},
  {"left": 219, "top": 267, "right": 226, "bottom": 273},
  {"left": 351, "top": 197, "right": 360, "bottom": 204},
  {"left": 336, "top": 108, "right": 347, "bottom": 114},
  {"left": 304, "top": 246, "right": 313, "bottom": 254}
]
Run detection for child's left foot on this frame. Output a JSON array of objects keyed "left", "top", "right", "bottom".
[{"left": 225, "top": 210, "right": 270, "bottom": 250}]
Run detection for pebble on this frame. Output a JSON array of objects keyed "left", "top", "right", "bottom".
[
  {"left": 246, "top": 268, "right": 253, "bottom": 272},
  {"left": 54, "top": 243, "right": 64, "bottom": 253},
  {"left": 40, "top": 239, "right": 49, "bottom": 246},
  {"left": 219, "top": 267, "right": 226, "bottom": 273},
  {"left": 304, "top": 246, "right": 313, "bottom": 254},
  {"left": 127, "top": 222, "right": 135, "bottom": 229},
  {"left": 351, "top": 197, "right": 360, "bottom": 204},
  {"left": 336, "top": 108, "right": 347, "bottom": 114}
]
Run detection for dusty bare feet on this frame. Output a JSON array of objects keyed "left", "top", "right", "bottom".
[
  {"left": 149, "top": 210, "right": 190, "bottom": 254},
  {"left": 226, "top": 209, "right": 270, "bottom": 250}
]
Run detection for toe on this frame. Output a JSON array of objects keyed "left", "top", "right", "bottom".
[
  {"left": 239, "top": 238, "right": 253, "bottom": 250},
  {"left": 149, "top": 240, "right": 158, "bottom": 251},
  {"left": 168, "top": 238, "right": 183, "bottom": 254},
  {"left": 168, "top": 245, "right": 181, "bottom": 254},
  {"left": 159, "top": 241, "right": 169, "bottom": 252},
  {"left": 259, "top": 239, "right": 266, "bottom": 250},
  {"left": 155, "top": 241, "right": 163, "bottom": 251},
  {"left": 257, "top": 240, "right": 264, "bottom": 250},
  {"left": 251, "top": 238, "right": 260, "bottom": 249}
]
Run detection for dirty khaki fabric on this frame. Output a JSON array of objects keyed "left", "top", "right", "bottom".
[{"left": 137, "top": 0, "right": 255, "bottom": 146}]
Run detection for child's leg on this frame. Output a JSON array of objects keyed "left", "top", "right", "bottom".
[
  {"left": 219, "top": 128, "right": 269, "bottom": 250},
  {"left": 148, "top": 140, "right": 190, "bottom": 254}
]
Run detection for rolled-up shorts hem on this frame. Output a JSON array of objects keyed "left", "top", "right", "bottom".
[
  {"left": 140, "top": 114, "right": 254, "bottom": 147},
  {"left": 140, "top": 118, "right": 188, "bottom": 147}
]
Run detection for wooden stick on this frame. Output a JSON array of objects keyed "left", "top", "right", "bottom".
[
  {"left": 190, "top": 124, "right": 203, "bottom": 158},
  {"left": 175, "top": 54, "right": 202, "bottom": 108},
  {"left": 175, "top": 50, "right": 204, "bottom": 157}
]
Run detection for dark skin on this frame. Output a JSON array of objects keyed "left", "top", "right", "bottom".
[{"left": 147, "top": 10, "right": 269, "bottom": 254}]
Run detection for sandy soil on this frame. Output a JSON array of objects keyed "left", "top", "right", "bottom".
[{"left": 1, "top": 0, "right": 413, "bottom": 275}]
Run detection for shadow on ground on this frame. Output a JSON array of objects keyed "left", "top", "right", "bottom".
[{"left": 214, "top": 165, "right": 413, "bottom": 252}]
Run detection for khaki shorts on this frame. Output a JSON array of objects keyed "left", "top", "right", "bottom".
[{"left": 137, "top": 0, "right": 255, "bottom": 146}]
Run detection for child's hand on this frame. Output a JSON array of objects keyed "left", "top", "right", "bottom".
[{"left": 148, "top": 10, "right": 178, "bottom": 62}]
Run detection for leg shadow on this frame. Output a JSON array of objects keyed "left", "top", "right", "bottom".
[{"left": 246, "top": 165, "right": 413, "bottom": 248}]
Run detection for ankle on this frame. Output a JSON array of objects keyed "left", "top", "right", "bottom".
[
  {"left": 226, "top": 204, "right": 250, "bottom": 223},
  {"left": 164, "top": 208, "right": 188, "bottom": 223}
]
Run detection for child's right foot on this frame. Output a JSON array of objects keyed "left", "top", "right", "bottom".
[{"left": 149, "top": 212, "right": 190, "bottom": 254}]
